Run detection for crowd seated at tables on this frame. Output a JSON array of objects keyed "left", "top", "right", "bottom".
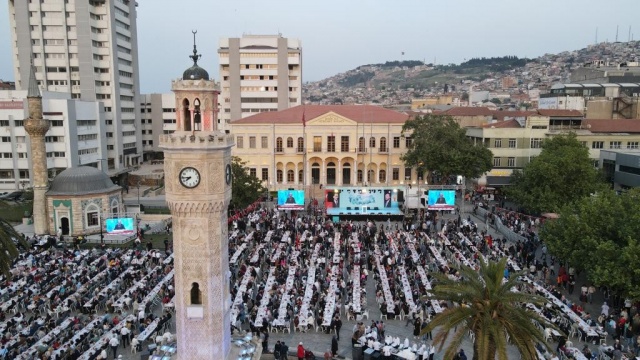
[{"left": 0, "top": 233, "right": 175, "bottom": 359}]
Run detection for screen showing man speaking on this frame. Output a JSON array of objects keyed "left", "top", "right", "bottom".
[
  {"left": 105, "top": 218, "right": 135, "bottom": 234},
  {"left": 277, "top": 190, "right": 305, "bottom": 210},
  {"left": 427, "top": 190, "right": 455, "bottom": 210}
]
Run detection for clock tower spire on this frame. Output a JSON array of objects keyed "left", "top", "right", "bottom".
[{"left": 161, "top": 34, "right": 233, "bottom": 359}]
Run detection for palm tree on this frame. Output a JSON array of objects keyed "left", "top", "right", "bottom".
[
  {"left": 0, "top": 216, "right": 29, "bottom": 278},
  {"left": 421, "top": 258, "right": 557, "bottom": 360}
]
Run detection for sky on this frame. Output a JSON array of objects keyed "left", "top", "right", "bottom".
[{"left": 0, "top": 0, "right": 638, "bottom": 93}]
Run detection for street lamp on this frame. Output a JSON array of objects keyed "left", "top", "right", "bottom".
[{"left": 136, "top": 181, "right": 141, "bottom": 213}]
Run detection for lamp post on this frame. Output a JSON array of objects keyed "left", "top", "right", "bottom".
[{"left": 136, "top": 181, "right": 141, "bottom": 213}]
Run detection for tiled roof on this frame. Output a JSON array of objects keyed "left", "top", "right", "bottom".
[
  {"left": 493, "top": 111, "right": 537, "bottom": 121},
  {"left": 443, "top": 107, "right": 495, "bottom": 116},
  {"left": 230, "top": 105, "right": 409, "bottom": 124},
  {"left": 582, "top": 119, "right": 640, "bottom": 133},
  {"left": 536, "top": 109, "right": 583, "bottom": 117},
  {"left": 481, "top": 119, "right": 522, "bottom": 128}
]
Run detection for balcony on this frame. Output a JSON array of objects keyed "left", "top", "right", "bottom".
[
  {"left": 379, "top": 147, "right": 389, "bottom": 154},
  {"left": 296, "top": 147, "right": 304, "bottom": 154},
  {"left": 357, "top": 147, "right": 367, "bottom": 154},
  {"left": 275, "top": 147, "right": 284, "bottom": 154}
]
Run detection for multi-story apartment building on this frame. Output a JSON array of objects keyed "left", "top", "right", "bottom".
[
  {"left": 139, "top": 93, "right": 175, "bottom": 161},
  {"left": 218, "top": 34, "right": 302, "bottom": 129},
  {"left": 8, "top": 0, "right": 142, "bottom": 174},
  {"left": 231, "top": 105, "right": 418, "bottom": 199},
  {"left": 467, "top": 112, "right": 640, "bottom": 187},
  {"left": 0, "top": 90, "right": 106, "bottom": 191}
]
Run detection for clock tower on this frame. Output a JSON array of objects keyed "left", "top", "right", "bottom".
[{"left": 160, "top": 33, "right": 234, "bottom": 360}]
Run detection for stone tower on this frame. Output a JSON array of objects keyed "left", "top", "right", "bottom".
[
  {"left": 24, "top": 62, "right": 50, "bottom": 235},
  {"left": 160, "top": 34, "right": 234, "bottom": 360}
]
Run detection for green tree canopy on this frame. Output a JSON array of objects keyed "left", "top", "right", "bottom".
[
  {"left": 421, "top": 258, "right": 555, "bottom": 360},
  {"left": 0, "top": 216, "right": 29, "bottom": 278},
  {"left": 401, "top": 114, "right": 493, "bottom": 184},
  {"left": 506, "top": 133, "right": 605, "bottom": 214},
  {"left": 540, "top": 188, "right": 640, "bottom": 299},
  {"left": 229, "top": 156, "right": 267, "bottom": 211}
]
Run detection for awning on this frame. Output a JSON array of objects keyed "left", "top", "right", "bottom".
[{"left": 486, "top": 176, "right": 511, "bottom": 186}]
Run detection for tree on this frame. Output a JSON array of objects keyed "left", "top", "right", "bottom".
[
  {"left": 506, "top": 133, "right": 605, "bottom": 214},
  {"left": 229, "top": 156, "right": 267, "bottom": 210},
  {"left": 421, "top": 258, "right": 555, "bottom": 360},
  {"left": 0, "top": 216, "right": 29, "bottom": 278},
  {"left": 490, "top": 98, "right": 502, "bottom": 105},
  {"left": 401, "top": 114, "right": 493, "bottom": 184},
  {"left": 540, "top": 188, "right": 640, "bottom": 299}
]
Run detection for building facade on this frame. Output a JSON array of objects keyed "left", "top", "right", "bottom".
[
  {"left": 600, "top": 149, "right": 640, "bottom": 190},
  {"left": 0, "top": 90, "right": 106, "bottom": 192},
  {"left": 140, "top": 93, "right": 175, "bottom": 160},
  {"left": 9, "top": 0, "right": 142, "bottom": 173},
  {"left": 218, "top": 34, "right": 302, "bottom": 129},
  {"left": 231, "top": 105, "right": 419, "bottom": 200}
]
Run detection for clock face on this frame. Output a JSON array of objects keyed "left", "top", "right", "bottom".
[
  {"left": 179, "top": 167, "right": 200, "bottom": 188},
  {"left": 225, "top": 164, "right": 232, "bottom": 185}
]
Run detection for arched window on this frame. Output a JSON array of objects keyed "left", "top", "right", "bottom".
[
  {"left": 379, "top": 170, "right": 386, "bottom": 183},
  {"left": 85, "top": 204, "right": 99, "bottom": 228},
  {"left": 193, "top": 98, "right": 201, "bottom": 131},
  {"left": 276, "top": 137, "right": 283, "bottom": 152},
  {"left": 287, "top": 170, "right": 294, "bottom": 182},
  {"left": 357, "top": 170, "right": 363, "bottom": 183},
  {"left": 370, "top": 137, "right": 376, "bottom": 148},
  {"left": 286, "top": 137, "right": 294, "bottom": 148},
  {"left": 358, "top": 137, "right": 365, "bottom": 152},
  {"left": 298, "top": 170, "right": 303, "bottom": 183},
  {"left": 110, "top": 199, "right": 119, "bottom": 216},
  {"left": 190, "top": 282, "right": 202, "bottom": 305},
  {"left": 367, "top": 169, "right": 374, "bottom": 182},
  {"left": 380, "top": 137, "right": 387, "bottom": 151},
  {"left": 276, "top": 170, "right": 283, "bottom": 183},
  {"left": 182, "top": 98, "right": 191, "bottom": 132},
  {"left": 297, "top": 137, "right": 304, "bottom": 152}
]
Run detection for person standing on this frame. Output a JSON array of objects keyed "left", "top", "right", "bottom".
[
  {"left": 413, "top": 317, "right": 422, "bottom": 339},
  {"left": 274, "top": 341, "right": 281, "bottom": 358},
  {"left": 331, "top": 335, "right": 338, "bottom": 357},
  {"left": 334, "top": 317, "right": 342, "bottom": 341},
  {"left": 297, "top": 342, "right": 305, "bottom": 360},
  {"left": 109, "top": 336, "right": 119, "bottom": 358},
  {"left": 280, "top": 342, "right": 289, "bottom": 360},
  {"left": 120, "top": 325, "right": 130, "bottom": 348}
]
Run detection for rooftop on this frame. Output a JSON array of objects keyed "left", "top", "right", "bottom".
[
  {"left": 582, "top": 119, "right": 640, "bottom": 133},
  {"left": 47, "top": 166, "right": 120, "bottom": 196},
  {"left": 230, "top": 105, "right": 409, "bottom": 125}
]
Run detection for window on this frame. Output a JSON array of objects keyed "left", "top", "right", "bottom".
[
  {"left": 627, "top": 141, "right": 639, "bottom": 149},
  {"left": 369, "top": 137, "right": 376, "bottom": 149},
  {"left": 19, "top": 170, "right": 29, "bottom": 179},
  {"left": 507, "top": 157, "right": 515, "bottom": 167},
  {"left": 379, "top": 137, "right": 387, "bottom": 151},
  {"left": 393, "top": 136, "right": 400, "bottom": 148},
  {"left": 494, "top": 139, "right": 502, "bottom": 148},
  {"left": 286, "top": 137, "right": 293, "bottom": 148},
  {"left": 404, "top": 167, "right": 412, "bottom": 180},
  {"left": 530, "top": 138, "right": 542, "bottom": 149},
  {"left": 313, "top": 136, "right": 322, "bottom": 152},
  {"left": 287, "top": 170, "right": 294, "bottom": 182},
  {"left": 492, "top": 157, "right": 501, "bottom": 167},
  {"left": 1, "top": 153, "right": 11, "bottom": 158},
  {"left": 357, "top": 170, "right": 363, "bottom": 183},
  {"left": 405, "top": 137, "right": 412, "bottom": 148},
  {"left": 249, "top": 168, "right": 256, "bottom": 178},
  {"left": 327, "top": 136, "right": 335, "bottom": 152},
  {"left": 592, "top": 141, "right": 604, "bottom": 149},
  {"left": 0, "top": 120, "right": 8, "bottom": 127},
  {"left": 276, "top": 170, "right": 283, "bottom": 183},
  {"left": 609, "top": 141, "right": 621, "bottom": 149},
  {"left": 358, "top": 137, "right": 365, "bottom": 152},
  {"left": 392, "top": 168, "right": 399, "bottom": 181},
  {"left": 341, "top": 136, "right": 349, "bottom": 152},
  {"left": 276, "top": 137, "right": 283, "bottom": 152},
  {"left": 261, "top": 168, "right": 268, "bottom": 181},
  {"left": 236, "top": 136, "right": 243, "bottom": 148},
  {"left": 249, "top": 136, "right": 256, "bottom": 149},
  {"left": 86, "top": 205, "right": 99, "bottom": 227},
  {"left": 378, "top": 170, "right": 386, "bottom": 183},
  {"left": 190, "top": 283, "right": 201, "bottom": 305},
  {"left": 296, "top": 137, "right": 304, "bottom": 152}
]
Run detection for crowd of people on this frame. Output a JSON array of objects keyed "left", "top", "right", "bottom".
[{"left": 0, "top": 233, "right": 176, "bottom": 359}]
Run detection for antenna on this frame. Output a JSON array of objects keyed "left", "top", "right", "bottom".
[
  {"left": 629, "top": 26, "right": 632, "bottom": 42},
  {"left": 616, "top": 25, "right": 619, "bottom": 42},
  {"left": 595, "top": 27, "right": 598, "bottom": 44}
]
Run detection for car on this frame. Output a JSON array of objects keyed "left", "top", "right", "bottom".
[{"left": 0, "top": 191, "right": 24, "bottom": 201}]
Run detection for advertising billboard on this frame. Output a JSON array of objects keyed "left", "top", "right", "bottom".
[
  {"left": 427, "top": 190, "right": 456, "bottom": 210},
  {"left": 324, "top": 188, "right": 402, "bottom": 215},
  {"left": 105, "top": 218, "right": 135, "bottom": 235},
  {"left": 277, "top": 190, "right": 305, "bottom": 210}
]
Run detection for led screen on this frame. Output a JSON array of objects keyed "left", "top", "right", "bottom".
[
  {"left": 277, "top": 190, "right": 305, "bottom": 210},
  {"left": 105, "top": 218, "right": 135, "bottom": 234},
  {"left": 427, "top": 190, "right": 455, "bottom": 210}
]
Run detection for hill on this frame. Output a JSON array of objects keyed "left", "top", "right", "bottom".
[{"left": 303, "top": 41, "right": 640, "bottom": 106}]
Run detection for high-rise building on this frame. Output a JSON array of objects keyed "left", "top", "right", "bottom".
[
  {"left": 218, "top": 34, "right": 302, "bottom": 129},
  {"left": 139, "top": 93, "right": 176, "bottom": 161},
  {"left": 8, "top": 0, "right": 142, "bottom": 174}
]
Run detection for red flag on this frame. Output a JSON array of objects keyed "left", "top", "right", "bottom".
[{"left": 302, "top": 108, "right": 306, "bottom": 127}]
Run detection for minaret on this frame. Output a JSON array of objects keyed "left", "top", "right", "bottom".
[
  {"left": 24, "top": 61, "right": 50, "bottom": 235},
  {"left": 160, "top": 33, "right": 234, "bottom": 360}
]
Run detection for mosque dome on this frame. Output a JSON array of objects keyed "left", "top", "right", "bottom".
[
  {"left": 47, "top": 166, "right": 120, "bottom": 195},
  {"left": 182, "top": 65, "right": 209, "bottom": 81}
]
